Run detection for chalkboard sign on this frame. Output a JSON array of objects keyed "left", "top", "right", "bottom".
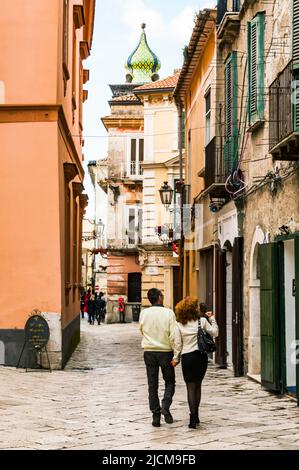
[{"left": 24, "top": 315, "right": 50, "bottom": 350}]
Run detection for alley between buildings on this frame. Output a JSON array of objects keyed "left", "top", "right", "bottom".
[{"left": 0, "top": 321, "right": 299, "bottom": 450}]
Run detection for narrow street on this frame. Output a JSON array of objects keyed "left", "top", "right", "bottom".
[{"left": 0, "top": 321, "right": 299, "bottom": 450}]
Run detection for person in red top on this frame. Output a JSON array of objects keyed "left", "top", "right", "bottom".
[{"left": 118, "top": 297, "right": 125, "bottom": 323}]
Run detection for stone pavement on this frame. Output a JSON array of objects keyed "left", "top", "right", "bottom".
[{"left": 0, "top": 320, "right": 299, "bottom": 450}]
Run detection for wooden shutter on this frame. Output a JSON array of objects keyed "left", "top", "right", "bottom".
[
  {"left": 248, "top": 12, "right": 265, "bottom": 126},
  {"left": 293, "top": 0, "right": 299, "bottom": 68},
  {"left": 295, "top": 235, "right": 299, "bottom": 404},
  {"left": 232, "top": 237, "right": 244, "bottom": 377},
  {"left": 224, "top": 51, "right": 238, "bottom": 177},
  {"left": 260, "top": 243, "right": 281, "bottom": 392},
  {"left": 293, "top": 77, "right": 299, "bottom": 132}
]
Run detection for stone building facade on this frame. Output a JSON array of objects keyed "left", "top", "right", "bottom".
[{"left": 175, "top": 0, "right": 299, "bottom": 402}]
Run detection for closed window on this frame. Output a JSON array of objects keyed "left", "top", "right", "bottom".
[
  {"left": 224, "top": 51, "right": 238, "bottom": 176},
  {"left": 205, "top": 90, "right": 211, "bottom": 146},
  {"left": 248, "top": 12, "right": 265, "bottom": 126},
  {"left": 128, "top": 138, "right": 144, "bottom": 176},
  {"left": 127, "top": 206, "right": 142, "bottom": 246}
]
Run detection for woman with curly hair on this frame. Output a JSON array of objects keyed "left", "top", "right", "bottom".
[{"left": 172, "top": 298, "right": 218, "bottom": 429}]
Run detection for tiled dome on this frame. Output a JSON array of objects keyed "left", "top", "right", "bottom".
[{"left": 125, "top": 23, "right": 161, "bottom": 84}]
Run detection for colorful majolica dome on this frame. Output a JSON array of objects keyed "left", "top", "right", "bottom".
[{"left": 125, "top": 23, "right": 161, "bottom": 84}]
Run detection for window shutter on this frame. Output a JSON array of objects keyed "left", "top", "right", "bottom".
[
  {"left": 224, "top": 51, "right": 238, "bottom": 177},
  {"left": 293, "top": 0, "right": 299, "bottom": 68},
  {"left": 248, "top": 12, "right": 265, "bottom": 126},
  {"left": 292, "top": 77, "right": 299, "bottom": 131},
  {"left": 250, "top": 22, "right": 258, "bottom": 116}
]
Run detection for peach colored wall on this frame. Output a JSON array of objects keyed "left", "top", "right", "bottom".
[
  {"left": 0, "top": 122, "right": 61, "bottom": 329},
  {"left": 107, "top": 254, "right": 141, "bottom": 296},
  {"left": 185, "top": 30, "right": 216, "bottom": 203},
  {"left": 0, "top": 0, "right": 59, "bottom": 104},
  {"left": 183, "top": 28, "right": 216, "bottom": 299}
]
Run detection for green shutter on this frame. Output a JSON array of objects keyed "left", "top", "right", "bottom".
[
  {"left": 224, "top": 51, "right": 238, "bottom": 177},
  {"left": 295, "top": 235, "right": 299, "bottom": 404},
  {"left": 248, "top": 12, "right": 265, "bottom": 126},
  {"left": 292, "top": 78, "right": 299, "bottom": 132},
  {"left": 260, "top": 243, "right": 281, "bottom": 392},
  {"left": 293, "top": 0, "right": 299, "bottom": 69}
]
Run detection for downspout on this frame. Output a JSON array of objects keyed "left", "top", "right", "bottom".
[{"left": 177, "top": 103, "right": 185, "bottom": 300}]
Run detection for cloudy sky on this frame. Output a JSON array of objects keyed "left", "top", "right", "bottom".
[{"left": 83, "top": 0, "right": 215, "bottom": 218}]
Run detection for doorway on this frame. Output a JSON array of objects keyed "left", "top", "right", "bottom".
[
  {"left": 225, "top": 249, "right": 233, "bottom": 369},
  {"left": 284, "top": 239, "right": 296, "bottom": 395},
  {"left": 128, "top": 273, "right": 141, "bottom": 302},
  {"left": 173, "top": 266, "right": 181, "bottom": 309}
]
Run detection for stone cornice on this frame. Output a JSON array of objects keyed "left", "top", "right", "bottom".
[
  {"left": 0, "top": 104, "right": 84, "bottom": 180},
  {"left": 72, "top": 181, "right": 84, "bottom": 197},
  {"left": 64, "top": 163, "right": 78, "bottom": 183},
  {"left": 101, "top": 116, "right": 144, "bottom": 131},
  {"left": 0, "top": 104, "right": 60, "bottom": 123}
]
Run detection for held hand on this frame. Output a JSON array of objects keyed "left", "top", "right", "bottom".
[{"left": 171, "top": 359, "right": 178, "bottom": 367}]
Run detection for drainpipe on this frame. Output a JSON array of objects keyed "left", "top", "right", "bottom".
[{"left": 178, "top": 104, "right": 185, "bottom": 300}]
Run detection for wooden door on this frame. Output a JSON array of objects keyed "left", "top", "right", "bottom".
[
  {"left": 215, "top": 246, "right": 227, "bottom": 367},
  {"left": 173, "top": 266, "right": 181, "bottom": 310},
  {"left": 128, "top": 273, "right": 141, "bottom": 302},
  {"left": 295, "top": 236, "right": 299, "bottom": 405},
  {"left": 232, "top": 237, "right": 244, "bottom": 377},
  {"left": 205, "top": 248, "right": 214, "bottom": 310},
  {"left": 260, "top": 243, "right": 281, "bottom": 392}
]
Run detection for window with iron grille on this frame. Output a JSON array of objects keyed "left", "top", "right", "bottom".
[{"left": 247, "top": 12, "right": 265, "bottom": 127}]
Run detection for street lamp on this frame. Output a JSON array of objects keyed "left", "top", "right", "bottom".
[{"left": 159, "top": 181, "right": 174, "bottom": 210}]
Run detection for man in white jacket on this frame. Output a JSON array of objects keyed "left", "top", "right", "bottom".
[{"left": 139, "top": 288, "right": 178, "bottom": 427}]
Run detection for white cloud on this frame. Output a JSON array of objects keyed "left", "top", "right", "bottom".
[
  {"left": 169, "top": 7, "right": 196, "bottom": 44},
  {"left": 122, "top": 1, "right": 215, "bottom": 45},
  {"left": 122, "top": 0, "right": 163, "bottom": 38}
]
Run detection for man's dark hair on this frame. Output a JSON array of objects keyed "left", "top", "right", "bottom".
[
  {"left": 199, "top": 302, "right": 208, "bottom": 314},
  {"left": 147, "top": 288, "right": 162, "bottom": 305}
]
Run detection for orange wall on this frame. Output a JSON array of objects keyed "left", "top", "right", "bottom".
[
  {"left": 0, "top": 122, "right": 62, "bottom": 328},
  {"left": 0, "top": 0, "right": 59, "bottom": 104}
]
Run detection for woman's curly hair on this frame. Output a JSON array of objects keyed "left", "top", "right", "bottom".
[{"left": 175, "top": 297, "right": 199, "bottom": 325}]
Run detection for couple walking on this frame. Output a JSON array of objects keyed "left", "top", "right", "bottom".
[{"left": 139, "top": 288, "right": 218, "bottom": 429}]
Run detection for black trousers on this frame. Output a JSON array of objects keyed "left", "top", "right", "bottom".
[{"left": 144, "top": 351, "right": 175, "bottom": 415}]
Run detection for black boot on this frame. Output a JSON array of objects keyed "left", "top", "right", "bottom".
[
  {"left": 152, "top": 413, "right": 161, "bottom": 427},
  {"left": 161, "top": 408, "right": 173, "bottom": 424},
  {"left": 195, "top": 412, "right": 200, "bottom": 426},
  {"left": 188, "top": 414, "right": 197, "bottom": 429}
]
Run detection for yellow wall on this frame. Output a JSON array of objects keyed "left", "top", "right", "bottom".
[{"left": 183, "top": 27, "right": 216, "bottom": 298}]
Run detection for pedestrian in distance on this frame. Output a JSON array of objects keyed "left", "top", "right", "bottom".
[
  {"left": 80, "top": 290, "right": 86, "bottom": 319},
  {"left": 118, "top": 297, "right": 125, "bottom": 323},
  {"left": 172, "top": 298, "right": 218, "bottom": 429},
  {"left": 99, "top": 292, "right": 106, "bottom": 323},
  {"left": 87, "top": 292, "right": 96, "bottom": 325},
  {"left": 94, "top": 293, "right": 102, "bottom": 325},
  {"left": 139, "top": 288, "right": 179, "bottom": 428}
]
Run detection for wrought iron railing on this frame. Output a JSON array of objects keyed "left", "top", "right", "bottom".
[{"left": 269, "top": 61, "right": 293, "bottom": 150}]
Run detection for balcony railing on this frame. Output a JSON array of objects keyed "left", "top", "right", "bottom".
[
  {"left": 269, "top": 61, "right": 299, "bottom": 160},
  {"left": 217, "top": 0, "right": 240, "bottom": 25},
  {"left": 204, "top": 137, "right": 228, "bottom": 197}
]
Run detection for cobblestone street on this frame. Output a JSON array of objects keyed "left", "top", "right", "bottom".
[{"left": 0, "top": 320, "right": 299, "bottom": 450}]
